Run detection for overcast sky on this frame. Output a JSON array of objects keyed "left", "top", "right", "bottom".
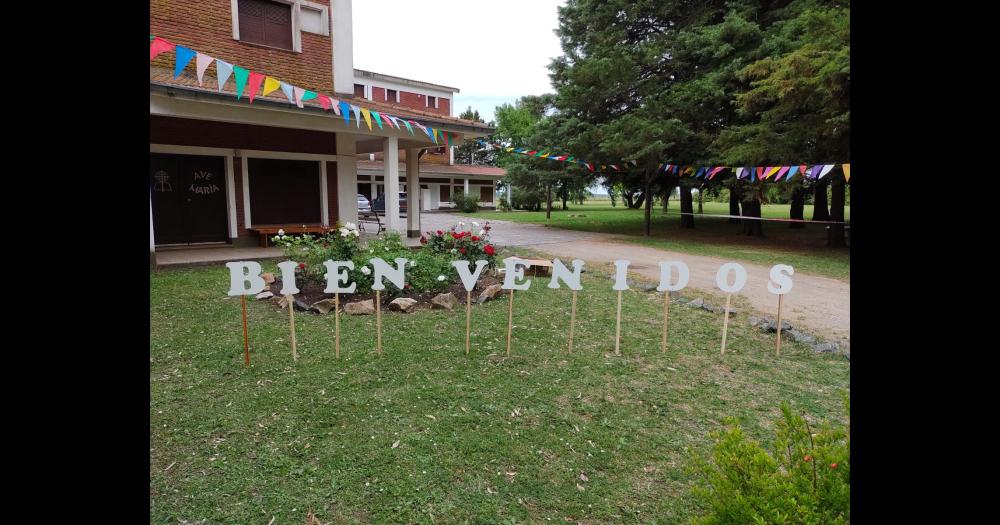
[{"left": 352, "top": 0, "right": 566, "bottom": 123}]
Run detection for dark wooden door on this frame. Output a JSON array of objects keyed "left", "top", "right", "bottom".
[
  {"left": 248, "top": 158, "right": 321, "bottom": 225},
  {"left": 150, "top": 153, "right": 228, "bottom": 245}
]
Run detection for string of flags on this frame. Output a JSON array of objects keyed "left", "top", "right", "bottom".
[
  {"left": 150, "top": 35, "right": 456, "bottom": 148},
  {"left": 481, "top": 142, "right": 851, "bottom": 183}
]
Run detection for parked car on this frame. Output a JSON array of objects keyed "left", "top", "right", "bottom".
[
  {"left": 357, "top": 194, "right": 371, "bottom": 212},
  {"left": 372, "top": 192, "right": 407, "bottom": 214}
]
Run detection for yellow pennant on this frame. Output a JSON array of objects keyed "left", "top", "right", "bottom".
[
  {"left": 262, "top": 77, "right": 281, "bottom": 97},
  {"left": 360, "top": 108, "right": 373, "bottom": 130},
  {"left": 434, "top": 129, "right": 441, "bottom": 143},
  {"left": 766, "top": 166, "right": 781, "bottom": 179},
  {"left": 842, "top": 164, "right": 850, "bottom": 182}
]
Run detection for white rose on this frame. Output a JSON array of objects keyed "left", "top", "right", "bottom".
[
  {"left": 478, "top": 229, "right": 486, "bottom": 236},
  {"left": 277, "top": 229, "right": 285, "bottom": 236},
  {"left": 472, "top": 222, "right": 480, "bottom": 228},
  {"left": 409, "top": 260, "right": 417, "bottom": 267},
  {"left": 352, "top": 230, "right": 360, "bottom": 237},
  {"left": 437, "top": 275, "right": 446, "bottom": 281},
  {"left": 361, "top": 266, "right": 371, "bottom": 275},
  {"left": 451, "top": 248, "right": 457, "bottom": 254},
  {"left": 369, "top": 248, "right": 374, "bottom": 253}
]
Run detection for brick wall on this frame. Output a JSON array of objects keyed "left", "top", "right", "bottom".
[{"left": 151, "top": 0, "right": 334, "bottom": 94}]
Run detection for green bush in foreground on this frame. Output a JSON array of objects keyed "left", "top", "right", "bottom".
[
  {"left": 451, "top": 192, "right": 480, "bottom": 213},
  {"left": 689, "top": 397, "right": 850, "bottom": 524}
]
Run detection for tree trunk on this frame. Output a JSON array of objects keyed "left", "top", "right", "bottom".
[
  {"left": 546, "top": 184, "right": 552, "bottom": 219},
  {"left": 812, "top": 180, "right": 830, "bottom": 221},
  {"left": 562, "top": 192, "right": 568, "bottom": 210},
  {"left": 680, "top": 185, "right": 695, "bottom": 229},
  {"left": 697, "top": 186, "right": 704, "bottom": 214},
  {"left": 789, "top": 185, "right": 805, "bottom": 229},
  {"left": 643, "top": 175, "right": 653, "bottom": 236},
  {"left": 741, "top": 193, "right": 764, "bottom": 237},
  {"left": 827, "top": 176, "right": 846, "bottom": 247},
  {"left": 728, "top": 186, "right": 741, "bottom": 224}
]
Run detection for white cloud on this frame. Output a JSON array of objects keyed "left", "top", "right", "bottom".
[{"left": 352, "top": 0, "right": 565, "bottom": 122}]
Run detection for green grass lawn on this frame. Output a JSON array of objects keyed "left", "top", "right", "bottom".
[
  {"left": 471, "top": 202, "right": 850, "bottom": 281},
  {"left": 150, "top": 261, "right": 849, "bottom": 524}
]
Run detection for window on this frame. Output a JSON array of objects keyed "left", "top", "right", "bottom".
[
  {"left": 426, "top": 95, "right": 438, "bottom": 108},
  {"left": 237, "top": 0, "right": 293, "bottom": 51},
  {"left": 386, "top": 89, "right": 399, "bottom": 103},
  {"left": 354, "top": 84, "right": 366, "bottom": 98}
]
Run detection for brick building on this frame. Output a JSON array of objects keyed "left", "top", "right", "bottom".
[{"left": 150, "top": 0, "right": 498, "bottom": 263}]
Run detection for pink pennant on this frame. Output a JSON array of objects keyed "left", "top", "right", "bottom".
[
  {"left": 246, "top": 72, "right": 266, "bottom": 103},
  {"left": 316, "top": 94, "right": 331, "bottom": 111},
  {"left": 195, "top": 53, "right": 214, "bottom": 86},
  {"left": 293, "top": 87, "right": 306, "bottom": 108},
  {"left": 756, "top": 167, "right": 765, "bottom": 180},
  {"left": 774, "top": 166, "right": 790, "bottom": 181},
  {"left": 150, "top": 37, "right": 175, "bottom": 61}
]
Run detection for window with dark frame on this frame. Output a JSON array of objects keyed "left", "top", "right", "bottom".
[
  {"left": 238, "top": 0, "right": 293, "bottom": 51},
  {"left": 427, "top": 95, "right": 437, "bottom": 108},
  {"left": 387, "top": 89, "right": 398, "bottom": 103},
  {"left": 354, "top": 84, "right": 365, "bottom": 98}
]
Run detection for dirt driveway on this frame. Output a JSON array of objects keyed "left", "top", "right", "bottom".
[{"left": 422, "top": 213, "right": 850, "bottom": 346}]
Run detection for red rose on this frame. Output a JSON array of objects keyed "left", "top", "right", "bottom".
[
  {"left": 460, "top": 248, "right": 466, "bottom": 254},
  {"left": 437, "top": 230, "right": 443, "bottom": 235},
  {"left": 471, "top": 235, "right": 479, "bottom": 242},
  {"left": 298, "top": 262, "right": 306, "bottom": 270},
  {"left": 830, "top": 463, "right": 838, "bottom": 469},
  {"left": 484, "top": 245, "right": 495, "bottom": 256},
  {"left": 803, "top": 455, "right": 812, "bottom": 462},
  {"left": 420, "top": 236, "right": 427, "bottom": 244}
]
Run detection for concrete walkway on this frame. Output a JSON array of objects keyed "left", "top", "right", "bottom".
[{"left": 422, "top": 213, "right": 850, "bottom": 346}]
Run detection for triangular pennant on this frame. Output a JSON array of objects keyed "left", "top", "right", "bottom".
[
  {"left": 774, "top": 166, "right": 790, "bottom": 181},
  {"left": 351, "top": 106, "right": 362, "bottom": 127},
  {"left": 735, "top": 167, "right": 744, "bottom": 179},
  {"left": 402, "top": 119, "right": 414, "bottom": 135},
  {"left": 429, "top": 127, "right": 438, "bottom": 143},
  {"left": 338, "top": 101, "right": 351, "bottom": 125},
  {"left": 302, "top": 90, "right": 318, "bottom": 102},
  {"left": 842, "top": 164, "right": 850, "bottom": 182},
  {"left": 708, "top": 167, "right": 725, "bottom": 179},
  {"left": 330, "top": 99, "right": 341, "bottom": 115},
  {"left": 756, "top": 167, "right": 765, "bottom": 180},
  {"left": 173, "top": 46, "right": 196, "bottom": 78},
  {"left": 233, "top": 66, "right": 250, "bottom": 99},
  {"left": 195, "top": 53, "right": 214, "bottom": 86},
  {"left": 806, "top": 165, "right": 820, "bottom": 179},
  {"left": 150, "top": 37, "right": 175, "bottom": 61},
  {"left": 246, "top": 72, "right": 266, "bottom": 103},
  {"left": 765, "top": 166, "right": 781, "bottom": 179},
  {"left": 279, "top": 82, "right": 295, "bottom": 103},
  {"left": 293, "top": 86, "right": 306, "bottom": 108},
  {"left": 818, "top": 164, "right": 835, "bottom": 179},
  {"left": 316, "top": 94, "right": 331, "bottom": 111},
  {"left": 799, "top": 165, "right": 808, "bottom": 177},
  {"left": 262, "top": 76, "right": 281, "bottom": 97},
  {"left": 216, "top": 60, "right": 234, "bottom": 91},
  {"left": 786, "top": 165, "right": 800, "bottom": 180},
  {"left": 360, "top": 108, "right": 373, "bottom": 130}
]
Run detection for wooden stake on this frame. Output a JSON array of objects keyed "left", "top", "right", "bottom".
[
  {"left": 720, "top": 294, "right": 732, "bottom": 355},
  {"left": 568, "top": 290, "right": 578, "bottom": 353},
  {"left": 376, "top": 290, "right": 382, "bottom": 354},
  {"left": 661, "top": 291, "right": 669, "bottom": 353},
  {"left": 505, "top": 289, "right": 515, "bottom": 357},
  {"left": 334, "top": 292, "right": 340, "bottom": 360},
  {"left": 465, "top": 290, "right": 472, "bottom": 355},
  {"left": 775, "top": 294, "right": 784, "bottom": 356},
  {"left": 241, "top": 294, "right": 250, "bottom": 366},
  {"left": 286, "top": 294, "right": 299, "bottom": 361},
  {"left": 614, "top": 290, "right": 623, "bottom": 356}
]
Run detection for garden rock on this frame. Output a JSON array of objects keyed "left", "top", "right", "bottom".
[
  {"left": 689, "top": 298, "right": 705, "bottom": 308},
  {"left": 255, "top": 291, "right": 274, "bottom": 300},
  {"left": 762, "top": 319, "right": 793, "bottom": 333},
  {"left": 262, "top": 272, "right": 276, "bottom": 284},
  {"left": 636, "top": 283, "right": 657, "bottom": 293},
  {"left": 294, "top": 298, "right": 313, "bottom": 312},
  {"left": 812, "top": 342, "right": 839, "bottom": 353},
  {"left": 431, "top": 293, "right": 459, "bottom": 310},
  {"left": 477, "top": 284, "right": 503, "bottom": 304},
  {"left": 786, "top": 330, "right": 815, "bottom": 344},
  {"left": 388, "top": 298, "right": 418, "bottom": 313},
  {"left": 344, "top": 300, "right": 375, "bottom": 315},
  {"left": 311, "top": 298, "right": 338, "bottom": 314}
]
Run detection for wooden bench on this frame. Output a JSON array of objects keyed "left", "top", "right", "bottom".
[
  {"left": 249, "top": 224, "right": 334, "bottom": 247},
  {"left": 358, "top": 210, "right": 385, "bottom": 233}
]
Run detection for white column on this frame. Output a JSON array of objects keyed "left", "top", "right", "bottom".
[
  {"left": 332, "top": 0, "right": 355, "bottom": 96},
  {"left": 241, "top": 154, "right": 252, "bottom": 228},
  {"left": 463, "top": 177, "right": 469, "bottom": 197},
  {"left": 406, "top": 148, "right": 420, "bottom": 237},
  {"left": 225, "top": 156, "right": 238, "bottom": 239},
  {"left": 336, "top": 134, "right": 358, "bottom": 224},
  {"left": 319, "top": 161, "right": 330, "bottom": 227},
  {"left": 383, "top": 136, "right": 402, "bottom": 232},
  {"left": 149, "top": 190, "right": 156, "bottom": 256},
  {"left": 508, "top": 182, "right": 513, "bottom": 205}
]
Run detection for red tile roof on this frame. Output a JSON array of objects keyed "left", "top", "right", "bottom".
[
  {"left": 357, "top": 160, "right": 505, "bottom": 177},
  {"left": 150, "top": 66, "right": 493, "bottom": 134}
]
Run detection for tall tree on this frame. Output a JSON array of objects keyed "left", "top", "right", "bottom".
[{"left": 454, "top": 106, "right": 496, "bottom": 166}]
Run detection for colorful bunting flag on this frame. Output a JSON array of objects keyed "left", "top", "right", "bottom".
[
  {"left": 402, "top": 119, "right": 414, "bottom": 135},
  {"left": 246, "top": 72, "right": 265, "bottom": 103},
  {"left": 216, "top": 60, "right": 234, "bottom": 92},
  {"left": 302, "top": 90, "right": 318, "bottom": 102},
  {"left": 195, "top": 53, "right": 214, "bottom": 86},
  {"left": 331, "top": 98, "right": 341, "bottom": 115},
  {"left": 359, "top": 108, "right": 372, "bottom": 130},
  {"left": 786, "top": 165, "right": 800, "bottom": 180},
  {"left": 338, "top": 101, "right": 352, "bottom": 125},
  {"left": 351, "top": 106, "right": 361, "bottom": 128},
  {"left": 150, "top": 37, "right": 175, "bottom": 61},
  {"left": 233, "top": 66, "right": 249, "bottom": 99},
  {"left": 818, "top": 164, "right": 835, "bottom": 179},
  {"left": 262, "top": 76, "right": 281, "bottom": 97},
  {"left": 842, "top": 164, "right": 850, "bottom": 182},
  {"left": 279, "top": 82, "right": 294, "bottom": 103},
  {"left": 173, "top": 45, "right": 196, "bottom": 78},
  {"left": 316, "top": 94, "right": 331, "bottom": 111},
  {"left": 774, "top": 166, "right": 790, "bottom": 181},
  {"left": 765, "top": 166, "right": 781, "bottom": 179},
  {"left": 371, "top": 110, "right": 384, "bottom": 129}
]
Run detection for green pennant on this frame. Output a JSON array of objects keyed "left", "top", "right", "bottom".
[
  {"left": 302, "top": 90, "right": 318, "bottom": 101},
  {"left": 371, "top": 111, "right": 384, "bottom": 130},
  {"left": 233, "top": 66, "right": 249, "bottom": 99}
]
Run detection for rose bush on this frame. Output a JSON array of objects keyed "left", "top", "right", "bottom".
[
  {"left": 420, "top": 221, "right": 497, "bottom": 268},
  {"left": 273, "top": 222, "right": 361, "bottom": 284}
]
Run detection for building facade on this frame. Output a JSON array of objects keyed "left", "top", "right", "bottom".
[{"left": 150, "top": 0, "right": 495, "bottom": 263}]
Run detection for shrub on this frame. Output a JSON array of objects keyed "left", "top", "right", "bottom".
[
  {"left": 451, "top": 192, "right": 480, "bottom": 213},
  {"left": 272, "top": 222, "right": 361, "bottom": 284},
  {"left": 497, "top": 195, "right": 512, "bottom": 212},
  {"left": 511, "top": 191, "right": 543, "bottom": 211},
  {"left": 420, "top": 220, "right": 497, "bottom": 269},
  {"left": 688, "top": 397, "right": 850, "bottom": 524},
  {"left": 350, "top": 231, "right": 411, "bottom": 295}
]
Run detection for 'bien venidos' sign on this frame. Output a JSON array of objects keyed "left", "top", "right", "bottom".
[{"left": 226, "top": 258, "right": 794, "bottom": 364}]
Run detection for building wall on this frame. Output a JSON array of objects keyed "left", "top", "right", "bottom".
[{"left": 150, "top": 0, "right": 334, "bottom": 94}]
